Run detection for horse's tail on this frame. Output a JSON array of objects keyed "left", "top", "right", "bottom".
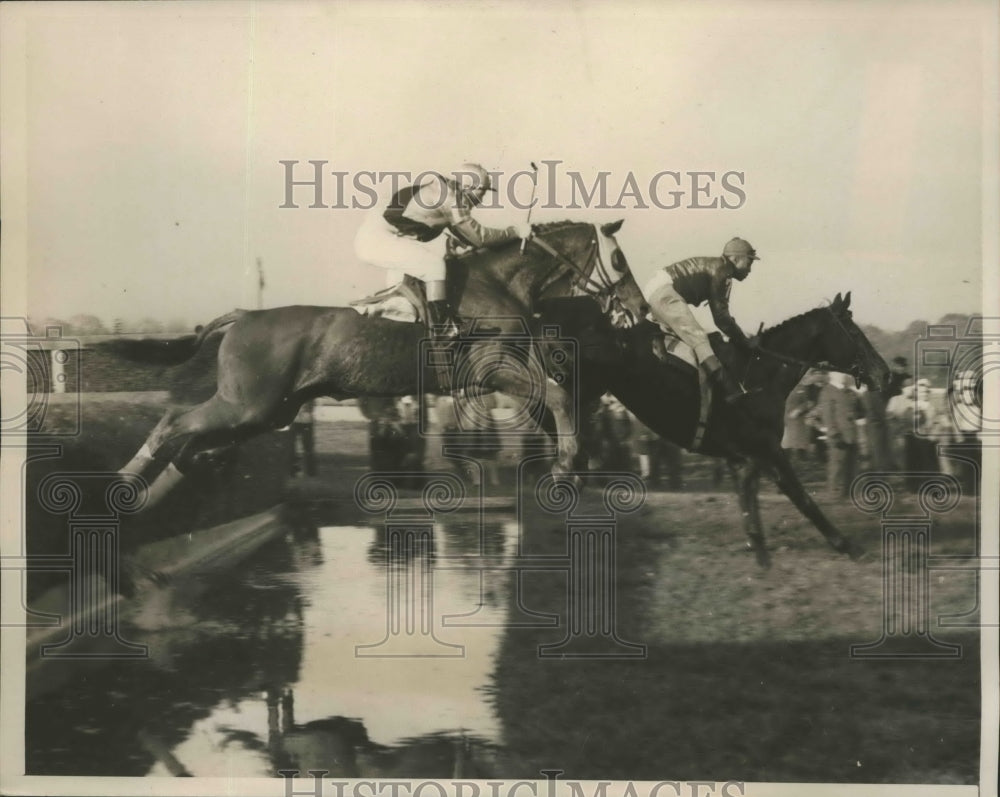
[{"left": 97, "top": 309, "right": 248, "bottom": 365}]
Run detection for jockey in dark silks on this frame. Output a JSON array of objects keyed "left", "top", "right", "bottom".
[
  {"left": 354, "top": 162, "right": 532, "bottom": 339},
  {"left": 643, "top": 237, "right": 761, "bottom": 402}
]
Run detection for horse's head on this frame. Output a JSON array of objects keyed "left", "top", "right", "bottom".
[
  {"left": 817, "top": 292, "right": 891, "bottom": 392},
  {"left": 533, "top": 219, "right": 648, "bottom": 328},
  {"left": 594, "top": 220, "right": 649, "bottom": 328}
]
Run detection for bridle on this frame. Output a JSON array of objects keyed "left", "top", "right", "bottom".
[
  {"left": 529, "top": 227, "right": 635, "bottom": 325},
  {"left": 745, "top": 306, "right": 869, "bottom": 388}
]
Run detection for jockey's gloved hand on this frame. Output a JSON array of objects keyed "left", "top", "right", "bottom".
[
  {"left": 445, "top": 233, "right": 473, "bottom": 256},
  {"left": 747, "top": 335, "right": 761, "bottom": 351},
  {"left": 514, "top": 222, "right": 533, "bottom": 239}
]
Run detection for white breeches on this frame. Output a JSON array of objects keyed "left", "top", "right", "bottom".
[
  {"left": 354, "top": 209, "right": 447, "bottom": 283},
  {"left": 644, "top": 280, "right": 716, "bottom": 364}
]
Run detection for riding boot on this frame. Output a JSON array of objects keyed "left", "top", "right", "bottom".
[
  {"left": 702, "top": 355, "right": 748, "bottom": 404},
  {"left": 427, "top": 299, "right": 460, "bottom": 340}
]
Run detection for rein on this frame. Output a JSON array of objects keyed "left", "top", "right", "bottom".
[
  {"left": 529, "top": 233, "right": 609, "bottom": 299},
  {"left": 752, "top": 345, "right": 830, "bottom": 372},
  {"left": 744, "top": 307, "right": 865, "bottom": 385}
]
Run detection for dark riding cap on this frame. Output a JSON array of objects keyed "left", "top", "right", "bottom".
[{"left": 723, "top": 238, "right": 760, "bottom": 261}]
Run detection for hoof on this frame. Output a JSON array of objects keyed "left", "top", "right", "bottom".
[
  {"left": 832, "top": 536, "right": 866, "bottom": 561},
  {"left": 121, "top": 559, "right": 172, "bottom": 596},
  {"left": 844, "top": 541, "right": 867, "bottom": 562},
  {"left": 550, "top": 467, "right": 583, "bottom": 489},
  {"left": 147, "top": 568, "right": 172, "bottom": 587},
  {"left": 119, "top": 444, "right": 155, "bottom": 476},
  {"left": 745, "top": 538, "right": 772, "bottom": 569}
]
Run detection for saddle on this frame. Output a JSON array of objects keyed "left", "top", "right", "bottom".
[
  {"left": 350, "top": 275, "right": 428, "bottom": 324},
  {"left": 350, "top": 239, "right": 480, "bottom": 327},
  {"left": 645, "top": 321, "right": 714, "bottom": 375},
  {"left": 647, "top": 324, "right": 733, "bottom": 374},
  {"left": 644, "top": 324, "right": 733, "bottom": 452},
  {"left": 650, "top": 326, "right": 698, "bottom": 371}
]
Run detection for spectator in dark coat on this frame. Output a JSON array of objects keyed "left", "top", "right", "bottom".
[
  {"left": 819, "top": 371, "right": 861, "bottom": 498},
  {"left": 594, "top": 396, "right": 635, "bottom": 470},
  {"left": 886, "top": 356, "right": 911, "bottom": 400},
  {"left": 802, "top": 369, "right": 828, "bottom": 463},
  {"left": 782, "top": 381, "right": 816, "bottom": 463},
  {"left": 886, "top": 379, "right": 914, "bottom": 471},
  {"left": 290, "top": 399, "right": 317, "bottom": 477},
  {"left": 358, "top": 395, "right": 406, "bottom": 472},
  {"left": 395, "top": 395, "right": 426, "bottom": 474},
  {"left": 637, "top": 423, "right": 684, "bottom": 489},
  {"left": 886, "top": 379, "right": 939, "bottom": 492},
  {"left": 860, "top": 384, "right": 892, "bottom": 470},
  {"left": 907, "top": 379, "right": 941, "bottom": 491}
]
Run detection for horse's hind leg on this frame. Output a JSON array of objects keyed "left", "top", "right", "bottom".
[
  {"left": 767, "top": 449, "right": 864, "bottom": 560},
  {"left": 122, "top": 395, "right": 255, "bottom": 509},
  {"left": 728, "top": 459, "right": 770, "bottom": 568},
  {"left": 120, "top": 407, "right": 185, "bottom": 477}
]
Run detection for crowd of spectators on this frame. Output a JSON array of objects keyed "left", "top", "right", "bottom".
[
  {"left": 782, "top": 357, "right": 982, "bottom": 497},
  {"left": 303, "top": 354, "right": 981, "bottom": 499}
]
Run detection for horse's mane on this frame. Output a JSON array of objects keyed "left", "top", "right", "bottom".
[
  {"left": 759, "top": 304, "right": 831, "bottom": 340},
  {"left": 532, "top": 219, "right": 591, "bottom": 235},
  {"left": 469, "top": 219, "right": 592, "bottom": 256}
]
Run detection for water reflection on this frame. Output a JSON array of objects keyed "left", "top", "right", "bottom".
[
  {"left": 26, "top": 528, "right": 310, "bottom": 776},
  {"left": 264, "top": 523, "right": 516, "bottom": 757},
  {"left": 264, "top": 688, "right": 498, "bottom": 778},
  {"left": 26, "top": 515, "right": 520, "bottom": 778}
]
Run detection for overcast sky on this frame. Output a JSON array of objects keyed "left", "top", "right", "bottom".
[{"left": 3, "top": 0, "right": 998, "bottom": 331}]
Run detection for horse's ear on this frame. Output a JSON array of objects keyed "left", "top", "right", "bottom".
[
  {"left": 831, "top": 292, "right": 842, "bottom": 309},
  {"left": 601, "top": 220, "right": 624, "bottom": 236},
  {"left": 843, "top": 291, "right": 852, "bottom": 309}
]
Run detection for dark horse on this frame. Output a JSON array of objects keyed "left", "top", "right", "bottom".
[
  {"left": 571, "top": 291, "right": 890, "bottom": 566},
  {"left": 109, "top": 221, "right": 647, "bottom": 506}
]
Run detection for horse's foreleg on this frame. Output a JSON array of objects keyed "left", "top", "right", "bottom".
[
  {"left": 506, "top": 376, "right": 578, "bottom": 477},
  {"left": 768, "top": 449, "right": 864, "bottom": 560},
  {"left": 539, "top": 377, "right": 580, "bottom": 479},
  {"left": 489, "top": 365, "right": 578, "bottom": 480},
  {"left": 575, "top": 396, "right": 603, "bottom": 472},
  {"left": 728, "top": 459, "right": 770, "bottom": 568}
]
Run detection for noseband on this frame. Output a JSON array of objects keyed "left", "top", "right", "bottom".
[{"left": 530, "top": 228, "right": 635, "bottom": 324}]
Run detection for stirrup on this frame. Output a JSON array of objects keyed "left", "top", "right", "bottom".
[
  {"left": 430, "top": 319, "right": 460, "bottom": 340},
  {"left": 712, "top": 371, "right": 752, "bottom": 404},
  {"left": 427, "top": 299, "right": 460, "bottom": 340},
  {"left": 724, "top": 384, "right": 761, "bottom": 404}
]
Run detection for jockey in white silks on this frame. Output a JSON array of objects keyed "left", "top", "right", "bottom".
[
  {"left": 642, "top": 237, "right": 762, "bottom": 402},
  {"left": 354, "top": 163, "right": 532, "bottom": 338}
]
